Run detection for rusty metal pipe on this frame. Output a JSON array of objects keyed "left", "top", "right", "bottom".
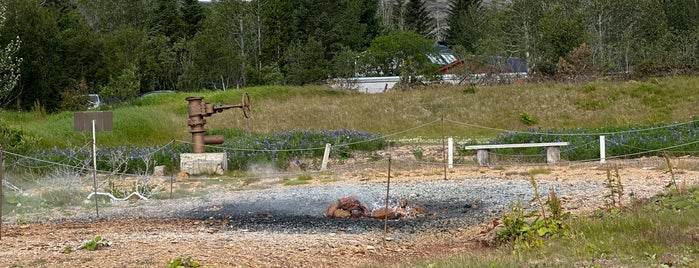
[
  {"left": 204, "top": 135, "right": 225, "bottom": 145},
  {"left": 186, "top": 94, "right": 251, "bottom": 153}
]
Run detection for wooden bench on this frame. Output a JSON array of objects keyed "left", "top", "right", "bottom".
[{"left": 463, "top": 142, "right": 569, "bottom": 166}]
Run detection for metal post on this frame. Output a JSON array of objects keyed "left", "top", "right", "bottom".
[
  {"left": 1, "top": 145, "right": 4, "bottom": 240},
  {"left": 92, "top": 120, "right": 99, "bottom": 218},
  {"left": 441, "top": 116, "right": 447, "bottom": 180},
  {"left": 170, "top": 174, "right": 174, "bottom": 199},
  {"left": 383, "top": 155, "right": 391, "bottom": 244}
]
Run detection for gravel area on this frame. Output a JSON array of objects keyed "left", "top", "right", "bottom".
[
  {"left": 90, "top": 173, "right": 672, "bottom": 238},
  {"left": 2, "top": 156, "right": 698, "bottom": 267}
]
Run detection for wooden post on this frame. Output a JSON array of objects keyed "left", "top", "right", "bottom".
[
  {"left": 600, "top": 136, "right": 606, "bottom": 163},
  {"left": 448, "top": 137, "right": 453, "bottom": 169},
  {"left": 321, "top": 143, "right": 331, "bottom": 171}
]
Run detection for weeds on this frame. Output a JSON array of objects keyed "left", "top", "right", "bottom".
[
  {"left": 663, "top": 151, "right": 685, "bottom": 195},
  {"left": 78, "top": 235, "right": 109, "bottom": 251},
  {"left": 411, "top": 149, "right": 424, "bottom": 160},
  {"left": 497, "top": 176, "right": 569, "bottom": 250},
  {"left": 167, "top": 256, "right": 201, "bottom": 268},
  {"left": 519, "top": 112, "right": 538, "bottom": 126},
  {"left": 603, "top": 165, "right": 624, "bottom": 209}
]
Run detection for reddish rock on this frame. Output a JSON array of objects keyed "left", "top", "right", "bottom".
[
  {"left": 325, "top": 203, "right": 338, "bottom": 218},
  {"left": 370, "top": 207, "right": 398, "bottom": 219},
  {"left": 333, "top": 209, "right": 350, "bottom": 218}
]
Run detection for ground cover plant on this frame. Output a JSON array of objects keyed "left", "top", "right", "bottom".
[{"left": 464, "top": 119, "right": 699, "bottom": 163}]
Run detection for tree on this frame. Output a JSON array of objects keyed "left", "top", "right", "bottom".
[
  {"left": 75, "top": 0, "right": 154, "bottom": 32},
  {"left": 259, "top": 0, "right": 294, "bottom": 65},
  {"left": 391, "top": 0, "right": 434, "bottom": 38},
  {"left": 179, "top": 0, "right": 248, "bottom": 91},
  {"left": 536, "top": 3, "right": 587, "bottom": 75},
  {"left": 445, "top": 0, "right": 484, "bottom": 53},
  {"left": 3, "top": 0, "right": 64, "bottom": 111},
  {"left": 151, "top": 0, "right": 186, "bottom": 43},
  {"left": 404, "top": 0, "right": 434, "bottom": 38},
  {"left": 282, "top": 37, "right": 328, "bottom": 85},
  {"left": 181, "top": 0, "right": 205, "bottom": 39},
  {"left": 0, "top": 1, "right": 22, "bottom": 108},
  {"left": 361, "top": 31, "right": 438, "bottom": 83}
]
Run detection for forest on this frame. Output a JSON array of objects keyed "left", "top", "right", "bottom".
[{"left": 0, "top": 0, "right": 698, "bottom": 112}]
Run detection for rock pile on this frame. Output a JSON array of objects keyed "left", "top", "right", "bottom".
[{"left": 324, "top": 196, "right": 427, "bottom": 219}]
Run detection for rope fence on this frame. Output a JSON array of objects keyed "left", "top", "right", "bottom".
[{"left": 1, "top": 117, "right": 698, "bottom": 221}]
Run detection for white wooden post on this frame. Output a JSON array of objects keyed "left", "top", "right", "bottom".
[
  {"left": 448, "top": 137, "right": 453, "bottom": 168},
  {"left": 600, "top": 135, "right": 606, "bottom": 163},
  {"left": 320, "top": 143, "right": 331, "bottom": 171}
]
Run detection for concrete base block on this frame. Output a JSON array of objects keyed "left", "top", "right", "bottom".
[
  {"left": 180, "top": 153, "right": 227, "bottom": 175},
  {"left": 153, "top": 165, "right": 167, "bottom": 176}
]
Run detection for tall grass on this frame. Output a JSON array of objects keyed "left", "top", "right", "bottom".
[{"left": 2, "top": 76, "right": 699, "bottom": 149}]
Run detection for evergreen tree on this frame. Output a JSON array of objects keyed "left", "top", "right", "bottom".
[
  {"left": 181, "top": 0, "right": 205, "bottom": 39},
  {"left": 404, "top": 0, "right": 434, "bottom": 38},
  {"left": 445, "top": 0, "right": 484, "bottom": 53},
  {"left": 391, "top": 0, "right": 406, "bottom": 31},
  {"left": 392, "top": 0, "right": 434, "bottom": 37},
  {"left": 151, "top": 0, "right": 186, "bottom": 43},
  {"left": 260, "top": 0, "right": 294, "bottom": 65}
]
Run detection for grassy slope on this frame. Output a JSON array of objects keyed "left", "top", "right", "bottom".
[
  {"left": 404, "top": 189, "right": 699, "bottom": 267},
  {"left": 3, "top": 76, "right": 699, "bottom": 148}
]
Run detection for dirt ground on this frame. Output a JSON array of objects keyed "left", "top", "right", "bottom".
[{"left": 2, "top": 153, "right": 698, "bottom": 267}]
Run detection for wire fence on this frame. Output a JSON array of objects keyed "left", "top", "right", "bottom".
[{"left": 1, "top": 117, "right": 698, "bottom": 222}]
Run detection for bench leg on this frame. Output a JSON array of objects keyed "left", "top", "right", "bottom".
[
  {"left": 546, "top": 146, "right": 561, "bottom": 164},
  {"left": 476, "top": 149, "right": 489, "bottom": 166}
]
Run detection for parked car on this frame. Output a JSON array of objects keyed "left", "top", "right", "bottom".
[
  {"left": 140, "top": 90, "right": 178, "bottom": 98},
  {"left": 87, "top": 94, "right": 101, "bottom": 110}
]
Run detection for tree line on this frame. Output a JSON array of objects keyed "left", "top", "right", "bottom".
[{"left": 0, "top": 0, "right": 698, "bottom": 112}]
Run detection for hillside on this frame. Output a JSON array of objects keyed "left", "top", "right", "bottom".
[{"left": 1, "top": 76, "right": 697, "bottom": 149}]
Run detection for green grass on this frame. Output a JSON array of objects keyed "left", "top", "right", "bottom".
[
  {"left": 3, "top": 76, "right": 699, "bottom": 148},
  {"left": 283, "top": 174, "right": 313, "bottom": 186},
  {"left": 401, "top": 188, "right": 699, "bottom": 267},
  {"left": 528, "top": 168, "right": 551, "bottom": 175}
]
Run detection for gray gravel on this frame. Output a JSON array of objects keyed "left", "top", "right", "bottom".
[{"left": 94, "top": 177, "right": 610, "bottom": 237}]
